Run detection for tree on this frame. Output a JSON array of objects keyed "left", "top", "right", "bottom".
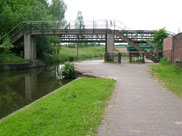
[
  {"left": 149, "top": 28, "right": 169, "bottom": 51},
  {"left": 75, "top": 11, "right": 84, "bottom": 29},
  {"left": 74, "top": 11, "right": 85, "bottom": 60},
  {"left": 0, "top": 0, "right": 66, "bottom": 62},
  {"left": 0, "top": 0, "right": 49, "bottom": 34},
  {"left": 0, "top": 0, "right": 51, "bottom": 57},
  {"left": 48, "top": 0, "right": 67, "bottom": 20},
  {"left": 0, "top": 37, "right": 13, "bottom": 54}
]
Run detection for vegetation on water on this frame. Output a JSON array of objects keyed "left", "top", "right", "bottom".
[
  {"left": 0, "top": 77, "right": 116, "bottom": 136},
  {"left": 60, "top": 62, "right": 75, "bottom": 79},
  {"left": 150, "top": 57, "right": 182, "bottom": 98}
]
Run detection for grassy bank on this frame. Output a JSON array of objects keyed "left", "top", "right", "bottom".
[
  {"left": 45, "top": 47, "right": 105, "bottom": 63},
  {"left": 0, "top": 77, "right": 116, "bottom": 136},
  {"left": 150, "top": 59, "right": 182, "bottom": 98},
  {"left": 59, "top": 47, "right": 105, "bottom": 62},
  {"left": 47, "top": 46, "right": 120, "bottom": 63},
  {"left": 0, "top": 54, "right": 28, "bottom": 64},
  {"left": 0, "top": 46, "right": 119, "bottom": 64}
]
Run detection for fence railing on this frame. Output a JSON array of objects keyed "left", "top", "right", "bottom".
[
  {"left": 1, "top": 20, "right": 128, "bottom": 42},
  {"left": 24, "top": 20, "right": 127, "bottom": 31}
]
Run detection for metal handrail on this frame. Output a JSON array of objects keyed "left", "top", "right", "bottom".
[
  {"left": 0, "top": 22, "right": 26, "bottom": 40},
  {"left": 10, "top": 23, "right": 27, "bottom": 39},
  {"left": 2, "top": 20, "right": 175, "bottom": 41},
  {"left": 1, "top": 20, "right": 155, "bottom": 44},
  {"left": 22, "top": 20, "right": 121, "bottom": 30}
]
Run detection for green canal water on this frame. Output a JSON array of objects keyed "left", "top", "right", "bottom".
[{"left": 0, "top": 65, "right": 73, "bottom": 119}]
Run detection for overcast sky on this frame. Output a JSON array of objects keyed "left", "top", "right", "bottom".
[{"left": 54, "top": 0, "right": 182, "bottom": 33}]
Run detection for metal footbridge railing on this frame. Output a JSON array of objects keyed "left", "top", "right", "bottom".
[
  {"left": 1, "top": 20, "right": 168, "bottom": 62},
  {"left": 1, "top": 20, "right": 154, "bottom": 43}
]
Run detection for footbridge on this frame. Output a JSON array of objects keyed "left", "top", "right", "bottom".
[{"left": 2, "top": 20, "right": 160, "bottom": 62}]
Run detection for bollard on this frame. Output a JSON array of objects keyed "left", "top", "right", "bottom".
[
  {"left": 118, "top": 53, "right": 121, "bottom": 63},
  {"left": 142, "top": 53, "right": 145, "bottom": 63}
]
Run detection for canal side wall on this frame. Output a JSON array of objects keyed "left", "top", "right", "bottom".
[{"left": 0, "top": 60, "right": 46, "bottom": 70}]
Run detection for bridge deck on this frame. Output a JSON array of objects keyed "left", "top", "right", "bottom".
[{"left": 21, "top": 29, "right": 153, "bottom": 43}]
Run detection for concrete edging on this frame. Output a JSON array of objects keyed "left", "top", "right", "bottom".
[{"left": 0, "top": 60, "right": 46, "bottom": 70}]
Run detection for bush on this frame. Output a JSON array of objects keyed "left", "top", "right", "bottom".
[
  {"left": 0, "top": 36, "right": 13, "bottom": 54},
  {"left": 68, "top": 56, "right": 74, "bottom": 62},
  {"left": 60, "top": 62, "right": 75, "bottom": 79},
  {"left": 0, "top": 65, "right": 9, "bottom": 71},
  {"left": 160, "top": 57, "right": 170, "bottom": 65}
]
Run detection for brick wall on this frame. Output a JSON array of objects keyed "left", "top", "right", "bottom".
[
  {"left": 173, "top": 33, "right": 182, "bottom": 63},
  {"left": 163, "top": 36, "right": 173, "bottom": 62}
]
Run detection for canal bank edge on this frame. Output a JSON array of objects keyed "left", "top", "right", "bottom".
[
  {"left": 0, "top": 60, "right": 46, "bottom": 71},
  {"left": 0, "top": 77, "right": 80, "bottom": 122},
  {"left": 0, "top": 77, "right": 116, "bottom": 136}
]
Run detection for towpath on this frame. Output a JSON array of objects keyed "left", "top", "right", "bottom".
[{"left": 75, "top": 60, "right": 182, "bottom": 136}]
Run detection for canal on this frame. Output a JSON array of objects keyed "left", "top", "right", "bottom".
[{"left": 0, "top": 65, "right": 73, "bottom": 119}]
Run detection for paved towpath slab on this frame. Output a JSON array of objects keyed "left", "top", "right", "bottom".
[{"left": 75, "top": 60, "right": 182, "bottom": 136}]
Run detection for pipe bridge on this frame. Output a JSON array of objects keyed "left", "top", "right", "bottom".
[{"left": 2, "top": 20, "right": 160, "bottom": 62}]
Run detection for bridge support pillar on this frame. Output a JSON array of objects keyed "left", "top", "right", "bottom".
[
  {"left": 24, "top": 34, "right": 36, "bottom": 60},
  {"left": 105, "top": 33, "right": 114, "bottom": 62}
]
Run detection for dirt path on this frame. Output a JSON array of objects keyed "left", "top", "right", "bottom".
[{"left": 75, "top": 60, "right": 182, "bottom": 136}]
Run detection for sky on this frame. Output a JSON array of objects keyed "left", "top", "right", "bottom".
[{"left": 51, "top": 0, "right": 182, "bottom": 34}]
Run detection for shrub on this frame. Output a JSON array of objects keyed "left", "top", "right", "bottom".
[
  {"left": 0, "top": 36, "right": 13, "bottom": 54},
  {"left": 0, "top": 65, "right": 9, "bottom": 71},
  {"left": 160, "top": 57, "right": 170, "bottom": 65},
  {"left": 60, "top": 62, "right": 75, "bottom": 79},
  {"left": 68, "top": 56, "right": 74, "bottom": 62}
]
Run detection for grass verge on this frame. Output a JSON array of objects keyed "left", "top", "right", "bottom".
[
  {"left": 0, "top": 54, "right": 28, "bottom": 64},
  {"left": 59, "top": 47, "right": 105, "bottom": 62},
  {"left": 150, "top": 63, "right": 182, "bottom": 99},
  {"left": 0, "top": 77, "right": 116, "bottom": 136},
  {"left": 44, "top": 47, "right": 105, "bottom": 63}
]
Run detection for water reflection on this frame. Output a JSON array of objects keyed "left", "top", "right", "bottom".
[
  {"left": 0, "top": 65, "right": 71, "bottom": 119},
  {"left": 25, "top": 72, "right": 37, "bottom": 103}
]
